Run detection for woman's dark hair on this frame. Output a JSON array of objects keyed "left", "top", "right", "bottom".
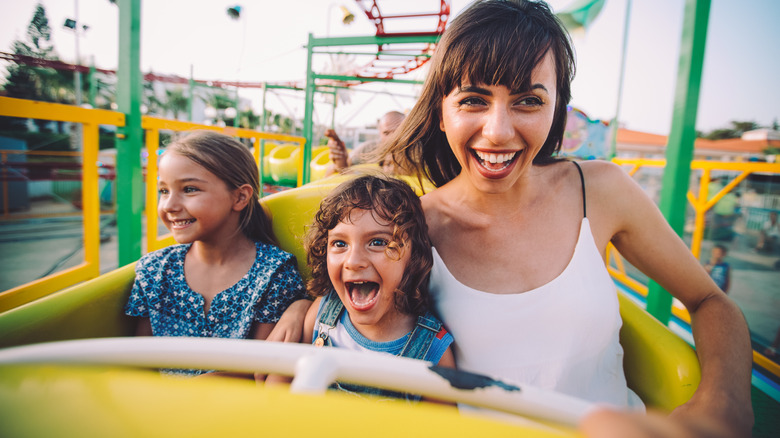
[
  {"left": 166, "top": 130, "right": 277, "bottom": 245},
  {"left": 305, "top": 175, "right": 433, "bottom": 316},
  {"left": 382, "top": 0, "right": 575, "bottom": 187}
]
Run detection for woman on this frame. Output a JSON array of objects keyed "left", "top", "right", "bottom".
[{"left": 381, "top": 0, "right": 752, "bottom": 436}]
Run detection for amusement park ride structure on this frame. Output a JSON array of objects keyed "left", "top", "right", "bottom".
[{"left": 1, "top": 2, "right": 780, "bottom": 427}]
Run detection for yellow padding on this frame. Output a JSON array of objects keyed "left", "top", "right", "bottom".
[
  {"left": 618, "top": 293, "right": 701, "bottom": 411},
  {"left": 0, "top": 173, "right": 701, "bottom": 413},
  {"left": 268, "top": 144, "right": 300, "bottom": 185},
  {"left": 0, "top": 263, "right": 137, "bottom": 349},
  {"left": 310, "top": 148, "right": 332, "bottom": 182},
  {"left": 0, "top": 364, "right": 572, "bottom": 437}
]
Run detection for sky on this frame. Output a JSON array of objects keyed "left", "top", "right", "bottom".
[{"left": 1, "top": 0, "right": 778, "bottom": 136}]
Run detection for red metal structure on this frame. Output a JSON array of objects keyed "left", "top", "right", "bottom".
[{"left": 349, "top": 0, "right": 450, "bottom": 79}]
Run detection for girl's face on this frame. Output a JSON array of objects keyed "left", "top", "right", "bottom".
[
  {"left": 157, "top": 151, "right": 244, "bottom": 244},
  {"left": 326, "top": 208, "right": 411, "bottom": 337},
  {"left": 439, "top": 51, "right": 558, "bottom": 193}
]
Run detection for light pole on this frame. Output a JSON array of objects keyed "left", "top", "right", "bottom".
[
  {"left": 64, "top": 1, "right": 89, "bottom": 150},
  {"left": 227, "top": 5, "right": 245, "bottom": 127}
]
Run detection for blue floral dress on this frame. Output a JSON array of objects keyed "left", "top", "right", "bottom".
[{"left": 125, "top": 241, "right": 306, "bottom": 376}]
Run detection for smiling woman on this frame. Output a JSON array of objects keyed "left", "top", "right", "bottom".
[{"left": 380, "top": 1, "right": 754, "bottom": 436}]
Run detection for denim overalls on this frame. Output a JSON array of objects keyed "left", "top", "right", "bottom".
[{"left": 313, "top": 290, "right": 444, "bottom": 402}]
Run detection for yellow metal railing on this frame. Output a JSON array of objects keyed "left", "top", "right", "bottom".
[
  {"left": 0, "top": 96, "right": 124, "bottom": 311},
  {"left": 608, "top": 158, "right": 780, "bottom": 308},
  {"left": 608, "top": 157, "right": 780, "bottom": 378},
  {"left": 0, "top": 96, "right": 306, "bottom": 309}
]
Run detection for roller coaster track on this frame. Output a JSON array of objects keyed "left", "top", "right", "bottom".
[
  {"left": 0, "top": 1, "right": 450, "bottom": 90},
  {"left": 347, "top": 0, "right": 450, "bottom": 79}
]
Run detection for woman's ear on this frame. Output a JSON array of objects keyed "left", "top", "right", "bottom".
[{"left": 233, "top": 184, "right": 254, "bottom": 211}]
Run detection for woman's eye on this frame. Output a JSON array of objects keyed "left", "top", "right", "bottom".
[
  {"left": 459, "top": 96, "right": 486, "bottom": 106},
  {"left": 369, "top": 238, "right": 388, "bottom": 247},
  {"left": 330, "top": 240, "right": 347, "bottom": 249},
  {"left": 517, "top": 96, "right": 543, "bottom": 107},
  {"left": 183, "top": 186, "right": 199, "bottom": 193},
  {"left": 158, "top": 188, "right": 169, "bottom": 195}
]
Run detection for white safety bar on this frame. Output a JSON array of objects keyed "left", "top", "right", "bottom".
[{"left": 0, "top": 337, "right": 597, "bottom": 427}]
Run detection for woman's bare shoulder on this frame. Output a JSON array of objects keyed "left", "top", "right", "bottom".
[
  {"left": 420, "top": 189, "right": 448, "bottom": 228},
  {"left": 576, "top": 160, "right": 643, "bottom": 203}
]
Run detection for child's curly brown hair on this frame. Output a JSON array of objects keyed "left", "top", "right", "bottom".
[{"left": 305, "top": 174, "right": 433, "bottom": 316}]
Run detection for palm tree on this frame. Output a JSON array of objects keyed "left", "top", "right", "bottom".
[{"left": 163, "top": 87, "right": 189, "bottom": 120}]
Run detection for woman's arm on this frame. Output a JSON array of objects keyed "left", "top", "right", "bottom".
[
  {"left": 264, "top": 299, "right": 312, "bottom": 343},
  {"left": 588, "top": 162, "right": 753, "bottom": 436},
  {"left": 135, "top": 317, "right": 153, "bottom": 336},
  {"left": 264, "top": 298, "right": 321, "bottom": 386},
  {"left": 301, "top": 297, "right": 321, "bottom": 344}
]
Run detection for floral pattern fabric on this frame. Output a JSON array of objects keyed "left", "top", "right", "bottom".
[{"left": 125, "top": 241, "right": 305, "bottom": 375}]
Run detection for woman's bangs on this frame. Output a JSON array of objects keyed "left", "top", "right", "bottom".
[{"left": 440, "top": 26, "right": 549, "bottom": 93}]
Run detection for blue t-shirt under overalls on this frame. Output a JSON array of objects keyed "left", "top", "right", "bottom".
[{"left": 312, "top": 290, "right": 453, "bottom": 401}]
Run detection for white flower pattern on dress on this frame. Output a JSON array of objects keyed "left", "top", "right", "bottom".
[{"left": 125, "top": 241, "right": 306, "bottom": 376}]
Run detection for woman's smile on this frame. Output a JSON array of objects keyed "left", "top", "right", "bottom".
[{"left": 470, "top": 148, "right": 522, "bottom": 178}]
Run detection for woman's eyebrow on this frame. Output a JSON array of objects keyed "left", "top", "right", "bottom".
[
  {"left": 458, "top": 85, "right": 491, "bottom": 95},
  {"left": 510, "top": 83, "right": 549, "bottom": 94},
  {"left": 458, "top": 83, "right": 549, "bottom": 95}
]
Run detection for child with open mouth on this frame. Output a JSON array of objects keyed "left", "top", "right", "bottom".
[{"left": 299, "top": 174, "right": 455, "bottom": 401}]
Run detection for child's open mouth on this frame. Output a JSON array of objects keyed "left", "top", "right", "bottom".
[{"left": 346, "top": 281, "right": 379, "bottom": 310}]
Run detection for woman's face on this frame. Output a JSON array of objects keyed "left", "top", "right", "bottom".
[{"left": 439, "top": 51, "right": 558, "bottom": 193}]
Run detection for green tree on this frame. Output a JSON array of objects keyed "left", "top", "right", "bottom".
[
  {"left": 702, "top": 120, "right": 762, "bottom": 140},
  {"left": 0, "top": 4, "right": 86, "bottom": 134},
  {"left": 238, "top": 108, "right": 260, "bottom": 129},
  {"left": 164, "top": 87, "right": 189, "bottom": 120},
  {"left": 142, "top": 79, "right": 164, "bottom": 116}
]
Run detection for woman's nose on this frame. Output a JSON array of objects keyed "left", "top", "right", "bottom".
[{"left": 482, "top": 107, "right": 514, "bottom": 145}]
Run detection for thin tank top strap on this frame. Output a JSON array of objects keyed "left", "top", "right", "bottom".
[{"left": 572, "top": 161, "right": 586, "bottom": 218}]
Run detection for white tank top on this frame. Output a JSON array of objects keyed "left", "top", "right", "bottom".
[{"left": 431, "top": 218, "right": 643, "bottom": 408}]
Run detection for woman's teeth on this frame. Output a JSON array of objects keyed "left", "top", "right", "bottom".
[{"left": 474, "top": 150, "right": 518, "bottom": 168}]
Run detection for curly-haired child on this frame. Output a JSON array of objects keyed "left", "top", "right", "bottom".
[{"left": 300, "top": 174, "right": 454, "bottom": 401}]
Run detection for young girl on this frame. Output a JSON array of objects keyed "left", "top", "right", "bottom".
[
  {"left": 125, "top": 130, "right": 306, "bottom": 376},
  {"left": 300, "top": 174, "right": 455, "bottom": 400}
]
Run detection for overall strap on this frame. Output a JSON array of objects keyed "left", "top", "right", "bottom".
[
  {"left": 398, "top": 312, "right": 442, "bottom": 360},
  {"left": 317, "top": 290, "right": 344, "bottom": 326},
  {"left": 572, "top": 161, "right": 587, "bottom": 218},
  {"left": 314, "top": 290, "right": 344, "bottom": 347}
]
